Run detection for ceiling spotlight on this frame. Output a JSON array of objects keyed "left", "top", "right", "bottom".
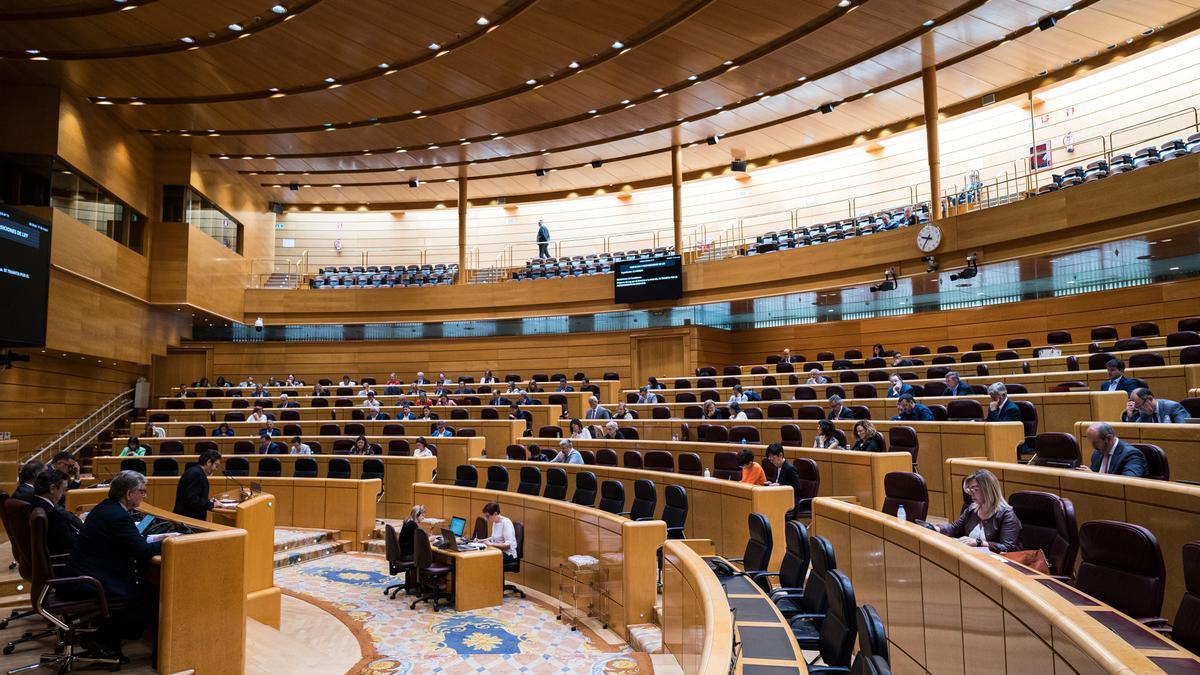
[
  {"left": 653, "top": 88, "right": 664, "bottom": 93},
  {"left": 271, "top": 4, "right": 288, "bottom": 14},
  {"left": 838, "top": 0, "right": 851, "bottom": 6},
  {"left": 377, "top": 63, "right": 390, "bottom": 68},
  {"left": 25, "top": 49, "right": 40, "bottom": 55},
  {"left": 731, "top": 159, "right": 747, "bottom": 172},
  {"left": 568, "top": 61, "right": 580, "bottom": 68},
  {"left": 180, "top": 36, "right": 195, "bottom": 44},
  {"left": 535, "top": 168, "right": 548, "bottom": 177},
  {"left": 612, "top": 40, "right": 624, "bottom": 49},
  {"left": 818, "top": 102, "right": 836, "bottom": 114},
  {"left": 324, "top": 77, "right": 336, "bottom": 83},
  {"left": 525, "top": 79, "right": 537, "bottom": 85},
  {"left": 228, "top": 23, "right": 243, "bottom": 31},
  {"left": 706, "top": 135, "right": 720, "bottom": 145},
  {"left": 687, "top": 74, "right": 698, "bottom": 81},
  {"left": 476, "top": 16, "right": 489, "bottom": 25},
  {"left": 408, "top": 178, "right": 421, "bottom": 188},
  {"left": 591, "top": 159, "right": 603, "bottom": 168},
  {"left": 922, "top": 18, "right": 935, "bottom": 26},
  {"left": 428, "top": 42, "right": 440, "bottom": 50},
  {"left": 621, "top": 99, "right": 630, "bottom": 104}
]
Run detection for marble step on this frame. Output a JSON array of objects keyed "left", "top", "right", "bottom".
[
  {"left": 362, "top": 538, "right": 385, "bottom": 555},
  {"left": 273, "top": 540, "right": 348, "bottom": 569},
  {"left": 273, "top": 527, "right": 339, "bottom": 553}
]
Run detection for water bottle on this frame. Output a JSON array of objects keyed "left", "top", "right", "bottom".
[
  {"left": 741, "top": 437, "right": 747, "bottom": 445},
  {"left": 703, "top": 468, "right": 711, "bottom": 478},
  {"left": 896, "top": 505, "right": 907, "bottom": 522},
  {"left": 671, "top": 434, "right": 678, "bottom": 442}
]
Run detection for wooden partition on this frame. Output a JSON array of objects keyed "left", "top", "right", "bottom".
[
  {"left": 412, "top": 482, "right": 665, "bottom": 639},
  {"left": 810, "top": 497, "right": 1200, "bottom": 674},
  {"left": 468, "top": 458, "right": 795, "bottom": 569},
  {"left": 0, "top": 439, "right": 18, "bottom": 495},
  {"left": 93, "top": 454, "right": 433, "bottom": 521},
  {"left": 545, "top": 419, "right": 1022, "bottom": 516},
  {"left": 625, "top": 391, "right": 1126, "bottom": 435},
  {"left": 660, "top": 540, "right": 733, "bottom": 675},
  {"left": 135, "top": 434, "right": 483, "bottom": 484},
  {"left": 946, "top": 457, "right": 1200, "bottom": 614},
  {"left": 210, "top": 494, "right": 281, "bottom": 627},
  {"left": 1073, "top": 421, "right": 1200, "bottom": 484},
  {"left": 148, "top": 403, "right": 560, "bottom": 432}
]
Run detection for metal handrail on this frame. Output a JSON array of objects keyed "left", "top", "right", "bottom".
[{"left": 29, "top": 388, "right": 135, "bottom": 464}]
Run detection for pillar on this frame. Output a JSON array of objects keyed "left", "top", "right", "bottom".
[
  {"left": 671, "top": 144, "right": 683, "bottom": 255},
  {"left": 921, "top": 38, "right": 941, "bottom": 222},
  {"left": 457, "top": 173, "right": 468, "bottom": 283}
]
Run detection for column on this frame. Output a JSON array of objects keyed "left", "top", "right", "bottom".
[
  {"left": 457, "top": 173, "right": 468, "bottom": 284},
  {"left": 921, "top": 36, "right": 941, "bottom": 222},
  {"left": 671, "top": 144, "right": 684, "bottom": 255}
]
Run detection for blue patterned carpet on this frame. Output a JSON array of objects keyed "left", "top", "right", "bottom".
[{"left": 275, "top": 553, "right": 649, "bottom": 674}]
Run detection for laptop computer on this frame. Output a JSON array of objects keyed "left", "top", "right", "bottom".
[
  {"left": 449, "top": 516, "right": 466, "bottom": 538},
  {"left": 136, "top": 514, "right": 155, "bottom": 535}
]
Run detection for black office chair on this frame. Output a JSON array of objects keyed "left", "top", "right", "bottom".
[
  {"left": 544, "top": 468, "right": 568, "bottom": 500},
  {"left": 294, "top": 457, "right": 318, "bottom": 477},
  {"left": 120, "top": 458, "right": 147, "bottom": 474},
  {"left": 454, "top": 465, "right": 478, "bottom": 488},
  {"left": 328, "top": 458, "right": 352, "bottom": 479},
  {"left": 572, "top": 472, "right": 597, "bottom": 507},
  {"left": 772, "top": 534, "right": 836, "bottom": 625},
  {"left": 485, "top": 465, "right": 509, "bottom": 491},
  {"left": 661, "top": 485, "right": 687, "bottom": 539},
  {"left": 225, "top": 457, "right": 250, "bottom": 477},
  {"left": 856, "top": 604, "right": 889, "bottom": 666},
  {"left": 361, "top": 459, "right": 384, "bottom": 480},
  {"left": 790, "top": 569, "right": 857, "bottom": 672},
  {"left": 503, "top": 522, "right": 526, "bottom": 598},
  {"left": 152, "top": 457, "right": 179, "bottom": 476},
  {"left": 516, "top": 467, "right": 541, "bottom": 495},
  {"left": 410, "top": 527, "right": 452, "bottom": 611},
  {"left": 620, "top": 479, "right": 657, "bottom": 521},
  {"left": 383, "top": 523, "right": 415, "bottom": 599},
  {"left": 597, "top": 480, "right": 625, "bottom": 514},
  {"left": 728, "top": 513, "right": 773, "bottom": 592},
  {"left": 257, "top": 457, "right": 282, "bottom": 477}
]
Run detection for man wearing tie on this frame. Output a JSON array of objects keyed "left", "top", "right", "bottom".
[
  {"left": 1121, "top": 387, "right": 1191, "bottom": 423},
  {"left": 985, "top": 383, "right": 1022, "bottom": 422},
  {"left": 1099, "top": 359, "right": 1139, "bottom": 395},
  {"left": 826, "top": 395, "right": 854, "bottom": 420},
  {"left": 174, "top": 449, "right": 221, "bottom": 520},
  {"left": 1080, "top": 422, "right": 1146, "bottom": 477},
  {"left": 943, "top": 372, "right": 973, "bottom": 397},
  {"left": 585, "top": 396, "right": 611, "bottom": 420}
]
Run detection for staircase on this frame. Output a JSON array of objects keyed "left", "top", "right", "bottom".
[
  {"left": 359, "top": 518, "right": 404, "bottom": 556},
  {"left": 264, "top": 272, "right": 298, "bottom": 289},
  {"left": 273, "top": 528, "right": 348, "bottom": 568}
]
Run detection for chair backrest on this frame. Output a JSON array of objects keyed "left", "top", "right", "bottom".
[
  {"left": 644, "top": 450, "right": 674, "bottom": 472},
  {"left": 593, "top": 448, "right": 617, "bottom": 466},
  {"left": 485, "top": 465, "right": 509, "bottom": 491},
  {"left": 677, "top": 452, "right": 703, "bottom": 476},
  {"left": 1046, "top": 330, "right": 1073, "bottom": 344},
  {"left": 886, "top": 426, "right": 918, "bottom": 466},
  {"left": 572, "top": 471, "right": 597, "bottom": 506},
  {"left": 225, "top": 456, "right": 249, "bottom": 476},
  {"left": 1166, "top": 331, "right": 1200, "bottom": 347},
  {"left": 795, "top": 458, "right": 820, "bottom": 501},
  {"left": 544, "top": 468, "right": 568, "bottom": 500},
  {"left": 1091, "top": 325, "right": 1119, "bottom": 340},
  {"left": 1130, "top": 322, "right": 1160, "bottom": 337},
  {"left": 713, "top": 452, "right": 740, "bottom": 480},
  {"left": 384, "top": 523, "right": 402, "bottom": 567},
  {"left": 779, "top": 520, "right": 811, "bottom": 590},
  {"left": 151, "top": 457, "right": 178, "bottom": 476},
  {"left": 661, "top": 485, "right": 688, "bottom": 538},
  {"left": 796, "top": 405, "right": 824, "bottom": 420},
  {"left": 2, "top": 498, "right": 32, "bottom": 582},
  {"left": 794, "top": 386, "right": 816, "bottom": 400},
  {"left": 1013, "top": 400, "right": 1038, "bottom": 438},
  {"left": 294, "top": 457, "right": 318, "bottom": 477},
  {"left": 946, "top": 399, "right": 984, "bottom": 420},
  {"left": 623, "top": 450, "right": 644, "bottom": 469},
  {"left": 598, "top": 480, "right": 625, "bottom": 514},
  {"left": 517, "top": 467, "right": 542, "bottom": 495},
  {"left": 388, "top": 439, "right": 410, "bottom": 456},
  {"left": 1183, "top": 345, "right": 1200, "bottom": 365},
  {"left": 729, "top": 426, "right": 759, "bottom": 444},
  {"left": 801, "top": 534, "right": 838, "bottom": 616},
  {"left": 1009, "top": 490, "right": 1078, "bottom": 578},
  {"left": 1128, "top": 352, "right": 1165, "bottom": 368},
  {"left": 454, "top": 464, "right": 478, "bottom": 487},
  {"left": 257, "top": 456, "right": 282, "bottom": 477},
  {"left": 328, "top": 458, "right": 351, "bottom": 478},
  {"left": 741, "top": 513, "right": 773, "bottom": 574},
  {"left": 856, "top": 604, "right": 889, "bottom": 663},
  {"left": 1031, "top": 432, "right": 1081, "bottom": 469},
  {"left": 621, "top": 479, "right": 653, "bottom": 520},
  {"left": 766, "top": 403, "right": 793, "bottom": 419},
  {"left": 1076, "top": 520, "right": 1165, "bottom": 620},
  {"left": 780, "top": 424, "right": 803, "bottom": 447},
  {"left": 1132, "top": 443, "right": 1170, "bottom": 481},
  {"left": 880, "top": 472, "right": 929, "bottom": 521},
  {"left": 1174, "top": 541, "right": 1200, "bottom": 655},
  {"left": 505, "top": 444, "right": 527, "bottom": 461},
  {"left": 361, "top": 458, "right": 384, "bottom": 479},
  {"left": 538, "top": 425, "right": 562, "bottom": 438}
]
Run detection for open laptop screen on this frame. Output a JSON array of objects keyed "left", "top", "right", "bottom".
[{"left": 449, "top": 516, "right": 466, "bottom": 537}]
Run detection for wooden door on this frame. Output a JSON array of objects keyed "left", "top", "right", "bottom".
[
  {"left": 630, "top": 330, "right": 689, "bottom": 389},
  {"left": 152, "top": 348, "right": 209, "bottom": 399}
]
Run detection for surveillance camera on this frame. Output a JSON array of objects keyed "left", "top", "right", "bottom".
[{"left": 254, "top": 317, "right": 264, "bottom": 333}]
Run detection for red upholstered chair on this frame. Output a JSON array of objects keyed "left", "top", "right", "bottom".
[
  {"left": 1030, "top": 432, "right": 1081, "bottom": 469},
  {"left": 886, "top": 426, "right": 919, "bottom": 471},
  {"left": 644, "top": 451, "right": 674, "bottom": 473},
  {"left": 1130, "top": 322, "right": 1160, "bottom": 337},
  {"left": 1075, "top": 520, "right": 1167, "bottom": 625},
  {"left": 1009, "top": 491, "right": 1078, "bottom": 581},
  {"left": 880, "top": 472, "right": 928, "bottom": 521},
  {"left": 1132, "top": 443, "right": 1170, "bottom": 481}
]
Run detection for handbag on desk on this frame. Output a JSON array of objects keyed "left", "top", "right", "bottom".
[{"left": 999, "top": 549, "right": 1050, "bottom": 574}]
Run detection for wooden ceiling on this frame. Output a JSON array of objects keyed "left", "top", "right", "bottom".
[{"left": 1, "top": 0, "right": 1197, "bottom": 207}]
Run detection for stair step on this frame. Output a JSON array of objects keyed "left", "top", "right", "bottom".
[
  {"left": 362, "top": 538, "right": 385, "bottom": 555},
  {"left": 653, "top": 603, "right": 662, "bottom": 627},
  {"left": 0, "top": 593, "right": 29, "bottom": 610},
  {"left": 273, "top": 527, "right": 338, "bottom": 553},
  {"left": 273, "top": 540, "right": 348, "bottom": 569},
  {"left": 627, "top": 623, "right": 663, "bottom": 654}
]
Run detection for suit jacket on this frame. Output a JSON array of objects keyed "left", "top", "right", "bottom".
[
  {"left": 939, "top": 504, "right": 1022, "bottom": 553},
  {"left": 1121, "top": 399, "right": 1191, "bottom": 424},
  {"left": 849, "top": 434, "right": 885, "bottom": 452},
  {"left": 774, "top": 461, "right": 802, "bottom": 505},
  {"left": 586, "top": 406, "right": 612, "bottom": 420},
  {"left": 945, "top": 383, "right": 974, "bottom": 396},
  {"left": 27, "top": 495, "right": 80, "bottom": 556},
  {"left": 827, "top": 407, "right": 855, "bottom": 420},
  {"left": 1100, "top": 376, "right": 1139, "bottom": 394},
  {"left": 986, "top": 398, "right": 1021, "bottom": 422},
  {"left": 893, "top": 403, "right": 934, "bottom": 421},
  {"left": 173, "top": 465, "right": 211, "bottom": 521},
  {"left": 12, "top": 483, "right": 34, "bottom": 501},
  {"left": 1088, "top": 439, "right": 1147, "bottom": 477},
  {"left": 64, "top": 498, "right": 161, "bottom": 601},
  {"left": 885, "top": 383, "right": 914, "bottom": 398},
  {"left": 279, "top": 402, "right": 300, "bottom": 408}
]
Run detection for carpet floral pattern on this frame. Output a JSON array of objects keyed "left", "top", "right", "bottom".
[{"left": 275, "top": 553, "right": 651, "bottom": 674}]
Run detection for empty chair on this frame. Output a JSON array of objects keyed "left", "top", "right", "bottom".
[
  {"left": 995, "top": 350, "right": 1019, "bottom": 361},
  {"left": 1091, "top": 325, "right": 1119, "bottom": 340},
  {"left": 1007, "top": 338, "right": 1032, "bottom": 348},
  {"left": 328, "top": 458, "right": 351, "bottom": 479},
  {"left": 728, "top": 513, "right": 774, "bottom": 592},
  {"left": 1009, "top": 491, "right": 1079, "bottom": 580},
  {"left": 856, "top": 605, "right": 890, "bottom": 666},
  {"left": 387, "top": 439, "right": 410, "bottom": 456},
  {"left": 790, "top": 569, "right": 858, "bottom": 670},
  {"left": 623, "top": 450, "right": 644, "bottom": 469},
  {"left": 781, "top": 424, "right": 803, "bottom": 447},
  {"left": 887, "top": 426, "right": 919, "bottom": 471},
  {"left": 257, "top": 457, "right": 282, "bottom": 477},
  {"left": 1173, "top": 542, "right": 1200, "bottom": 654},
  {"left": 1130, "top": 322, "right": 1160, "bottom": 337},
  {"left": 761, "top": 387, "right": 781, "bottom": 400},
  {"left": 454, "top": 464, "right": 478, "bottom": 488},
  {"left": 793, "top": 386, "right": 817, "bottom": 400},
  {"left": 158, "top": 440, "right": 184, "bottom": 456},
  {"left": 792, "top": 458, "right": 821, "bottom": 519},
  {"left": 538, "top": 425, "right": 562, "bottom": 438},
  {"left": 152, "top": 457, "right": 179, "bottom": 476},
  {"left": 1166, "top": 331, "right": 1200, "bottom": 347},
  {"left": 484, "top": 465, "right": 509, "bottom": 491},
  {"left": 927, "top": 404, "right": 948, "bottom": 421},
  {"left": 644, "top": 451, "right": 674, "bottom": 472},
  {"left": 936, "top": 344, "right": 959, "bottom": 353},
  {"left": 853, "top": 384, "right": 877, "bottom": 398},
  {"left": 361, "top": 458, "right": 384, "bottom": 480},
  {"left": 1075, "top": 520, "right": 1167, "bottom": 623},
  {"left": 881, "top": 472, "right": 929, "bottom": 521},
  {"left": 763, "top": 520, "right": 811, "bottom": 620},
  {"left": 1132, "top": 443, "right": 1170, "bottom": 481},
  {"left": 677, "top": 453, "right": 703, "bottom": 476},
  {"left": 597, "top": 480, "right": 625, "bottom": 514},
  {"left": 1031, "top": 432, "right": 1081, "bottom": 469},
  {"left": 183, "top": 425, "right": 205, "bottom": 437},
  {"left": 293, "top": 457, "right": 318, "bottom": 477},
  {"left": 543, "top": 468, "right": 568, "bottom": 500},
  {"left": 571, "top": 472, "right": 597, "bottom": 507},
  {"left": 947, "top": 399, "right": 984, "bottom": 421},
  {"left": 225, "top": 457, "right": 249, "bottom": 476},
  {"left": 595, "top": 448, "right": 618, "bottom": 466},
  {"left": 1129, "top": 352, "right": 1165, "bottom": 368},
  {"left": 1114, "top": 338, "right": 1147, "bottom": 351},
  {"left": 1046, "top": 330, "right": 1073, "bottom": 344},
  {"left": 516, "top": 467, "right": 542, "bottom": 495},
  {"left": 661, "top": 485, "right": 688, "bottom": 539},
  {"left": 121, "top": 457, "right": 148, "bottom": 474},
  {"left": 651, "top": 406, "right": 671, "bottom": 419},
  {"left": 729, "top": 426, "right": 760, "bottom": 444},
  {"left": 319, "top": 423, "right": 340, "bottom": 436},
  {"left": 767, "top": 403, "right": 794, "bottom": 419},
  {"left": 796, "top": 405, "right": 825, "bottom": 420}
]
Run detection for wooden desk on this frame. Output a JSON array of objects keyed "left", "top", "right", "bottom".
[
  {"left": 946, "top": 457, "right": 1200, "bottom": 614},
  {"left": 660, "top": 540, "right": 734, "bottom": 675},
  {"left": 162, "top": 391, "right": 597, "bottom": 420},
  {"left": 810, "top": 497, "right": 1200, "bottom": 674},
  {"left": 1073, "top": 420, "right": 1200, "bottom": 484},
  {"left": 432, "top": 544, "right": 504, "bottom": 611},
  {"left": 148, "top": 403, "right": 560, "bottom": 433},
  {"left": 172, "top": 379, "right": 622, "bottom": 406},
  {"left": 210, "top": 493, "right": 281, "bottom": 628}
]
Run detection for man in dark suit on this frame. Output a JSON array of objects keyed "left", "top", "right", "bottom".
[
  {"left": 1121, "top": 387, "right": 1191, "bottom": 423},
  {"left": 13, "top": 460, "right": 44, "bottom": 501},
  {"left": 892, "top": 394, "right": 934, "bottom": 421},
  {"left": 257, "top": 419, "right": 282, "bottom": 437},
  {"left": 826, "top": 395, "right": 854, "bottom": 420},
  {"left": 985, "top": 383, "right": 1022, "bottom": 422},
  {"left": 536, "top": 219, "right": 551, "bottom": 259},
  {"left": 277, "top": 393, "right": 300, "bottom": 408},
  {"left": 173, "top": 449, "right": 221, "bottom": 521},
  {"left": 943, "top": 372, "right": 973, "bottom": 397},
  {"left": 257, "top": 431, "right": 286, "bottom": 455},
  {"left": 1080, "top": 422, "right": 1146, "bottom": 477},
  {"left": 1099, "top": 359, "right": 1139, "bottom": 395},
  {"left": 765, "top": 444, "right": 802, "bottom": 517},
  {"left": 28, "top": 469, "right": 80, "bottom": 555},
  {"left": 61, "top": 470, "right": 177, "bottom": 661},
  {"left": 50, "top": 451, "right": 83, "bottom": 490}
]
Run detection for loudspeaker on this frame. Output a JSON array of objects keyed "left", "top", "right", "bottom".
[
  {"left": 408, "top": 178, "right": 421, "bottom": 188},
  {"left": 818, "top": 103, "right": 835, "bottom": 114},
  {"left": 590, "top": 159, "right": 602, "bottom": 168},
  {"left": 269, "top": 202, "right": 284, "bottom": 214},
  {"left": 1037, "top": 15, "right": 1056, "bottom": 30},
  {"left": 730, "top": 159, "right": 747, "bottom": 172},
  {"left": 535, "top": 168, "right": 548, "bottom": 177},
  {"left": 288, "top": 182, "right": 299, "bottom": 191}
]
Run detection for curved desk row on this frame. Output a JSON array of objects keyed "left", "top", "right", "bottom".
[
  {"left": 135, "top": 434, "right": 483, "bottom": 484},
  {"left": 622, "top": 391, "right": 1126, "bottom": 435},
  {"left": 171, "top": 379, "right": 623, "bottom": 407},
  {"left": 946, "top": 457, "right": 1200, "bottom": 614},
  {"left": 159, "top": 391, "right": 595, "bottom": 419},
  {"left": 660, "top": 540, "right": 735, "bottom": 675},
  {"left": 148, "top": 403, "right": 560, "bottom": 432},
  {"left": 539, "top": 420, "right": 1023, "bottom": 516},
  {"left": 1073, "top": 421, "right": 1200, "bottom": 484},
  {"left": 810, "top": 497, "right": 1200, "bottom": 673},
  {"left": 410, "top": 482, "right": 665, "bottom": 640},
  {"left": 467, "top": 458, "right": 796, "bottom": 570}
]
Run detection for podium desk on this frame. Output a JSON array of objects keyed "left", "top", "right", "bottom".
[{"left": 432, "top": 544, "right": 504, "bottom": 611}]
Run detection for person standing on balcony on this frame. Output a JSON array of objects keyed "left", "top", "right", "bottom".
[{"left": 536, "top": 219, "right": 551, "bottom": 259}]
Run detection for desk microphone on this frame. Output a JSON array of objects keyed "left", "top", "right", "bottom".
[{"left": 222, "top": 471, "right": 252, "bottom": 502}]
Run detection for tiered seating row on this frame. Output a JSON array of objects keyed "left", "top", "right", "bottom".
[
  {"left": 513, "top": 246, "right": 674, "bottom": 281},
  {"left": 309, "top": 262, "right": 459, "bottom": 289}
]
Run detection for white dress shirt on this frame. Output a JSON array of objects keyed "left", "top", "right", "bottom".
[{"left": 487, "top": 515, "right": 519, "bottom": 558}]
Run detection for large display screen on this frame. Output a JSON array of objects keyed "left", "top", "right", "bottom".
[
  {"left": 0, "top": 207, "right": 53, "bottom": 347},
  {"left": 614, "top": 255, "right": 683, "bottom": 304}
]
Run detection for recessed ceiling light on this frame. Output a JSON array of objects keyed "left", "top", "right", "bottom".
[
  {"left": 612, "top": 41, "right": 624, "bottom": 49},
  {"left": 428, "top": 42, "right": 440, "bottom": 50},
  {"left": 588, "top": 109, "right": 598, "bottom": 114},
  {"left": 324, "top": 77, "right": 336, "bottom": 83},
  {"left": 271, "top": 4, "right": 287, "bottom": 14},
  {"left": 377, "top": 63, "right": 390, "bottom": 68},
  {"left": 687, "top": 75, "right": 698, "bottom": 81},
  {"left": 568, "top": 61, "right": 580, "bottom": 69},
  {"left": 923, "top": 19, "right": 935, "bottom": 26},
  {"left": 476, "top": 16, "right": 489, "bottom": 25},
  {"left": 25, "top": 49, "right": 40, "bottom": 55},
  {"left": 526, "top": 79, "right": 537, "bottom": 85},
  {"left": 838, "top": 0, "right": 851, "bottom": 6},
  {"left": 219, "top": 155, "right": 230, "bottom": 160},
  {"left": 493, "top": 135, "right": 504, "bottom": 140},
  {"left": 180, "top": 36, "right": 195, "bottom": 44},
  {"left": 797, "top": 76, "right": 807, "bottom": 82},
  {"left": 412, "top": 110, "right": 422, "bottom": 115},
  {"left": 621, "top": 99, "right": 630, "bottom": 104},
  {"left": 429, "top": 145, "right": 439, "bottom": 149},
  {"left": 653, "top": 88, "right": 664, "bottom": 93},
  {"left": 331, "top": 184, "right": 341, "bottom": 188},
  {"left": 228, "top": 23, "right": 243, "bottom": 31}
]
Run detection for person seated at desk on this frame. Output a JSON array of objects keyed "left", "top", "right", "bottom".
[
  {"left": 395, "top": 403, "right": 418, "bottom": 421},
  {"left": 51, "top": 451, "right": 83, "bottom": 490},
  {"left": 365, "top": 408, "right": 390, "bottom": 421},
  {"left": 173, "top": 449, "right": 221, "bottom": 521},
  {"left": 885, "top": 375, "right": 913, "bottom": 398},
  {"left": 480, "top": 370, "right": 498, "bottom": 385},
  {"left": 385, "top": 373, "right": 403, "bottom": 396},
  {"left": 140, "top": 420, "right": 165, "bottom": 439},
  {"left": 647, "top": 377, "right": 666, "bottom": 390},
  {"left": 1100, "top": 359, "right": 1140, "bottom": 395},
  {"left": 585, "top": 396, "right": 611, "bottom": 420},
  {"left": 417, "top": 405, "right": 437, "bottom": 421},
  {"left": 238, "top": 375, "right": 256, "bottom": 388},
  {"left": 339, "top": 375, "right": 357, "bottom": 387},
  {"left": 738, "top": 449, "right": 766, "bottom": 485},
  {"left": 118, "top": 437, "right": 147, "bottom": 457},
  {"left": 431, "top": 420, "right": 454, "bottom": 438},
  {"left": 552, "top": 439, "right": 584, "bottom": 464},
  {"left": 1121, "top": 387, "right": 1191, "bottom": 423},
  {"left": 60, "top": 470, "right": 179, "bottom": 663},
  {"left": 436, "top": 393, "right": 456, "bottom": 407},
  {"left": 13, "top": 460, "right": 45, "bottom": 501},
  {"left": 1078, "top": 422, "right": 1146, "bottom": 477},
  {"left": 891, "top": 353, "right": 914, "bottom": 368},
  {"left": 361, "top": 392, "right": 382, "bottom": 413},
  {"left": 848, "top": 420, "right": 885, "bottom": 452},
  {"left": 872, "top": 344, "right": 887, "bottom": 359},
  {"left": 892, "top": 393, "right": 934, "bottom": 421},
  {"left": 943, "top": 372, "right": 973, "bottom": 397},
  {"left": 600, "top": 420, "right": 621, "bottom": 440},
  {"left": 933, "top": 469, "right": 1021, "bottom": 552},
  {"left": 257, "top": 431, "right": 286, "bottom": 455},
  {"left": 399, "top": 505, "right": 428, "bottom": 561},
  {"left": 764, "top": 444, "right": 802, "bottom": 517},
  {"left": 478, "top": 502, "right": 518, "bottom": 564},
  {"left": 289, "top": 436, "right": 313, "bottom": 455},
  {"left": 29, "top": 468, "right": 82, "bottom": 555},
  {"left": 214, "top": 376, "right": 230, "bottom": 388},
  {"left": 728, "top": 385, "right": 748, "bottom": 405},
  {"left": 780, "top": 348, "right": 798, "bottom": 363},
  {"left": 636, "top": 386, "right": 657, "bottom": 404},
  {"left": 826, "top": 395, "right": 854, "bottom": 421},
  {"left": 278, "top": 393, "right": 299, "bottom": 408},
  {"left": 503, "top": 382, "right": 523, "bottom": 397},
  {"left": 454, "top": 381, "right": 475, "bottom": 395},
  {"left": 806, "top": 368, "right": 829, "bottom": 385},
  {"left": 250, "top": 384, "right": 270, "bottom": 399},
  {"left": 568, "top": 418, "right": 591, "bottom": 440},
  {"left": 518, "top": 392, "right": 540, "bottom": 406},
  {"left": 729, "top": 401, "right": 748, "bottom": 421},
  {"left": 985, "top": 383, "right": 1021, "bottom": 422},
  {"left": 284, "top": 374, "right": 303, "bottom": 387},
  {"left": 212, "top": 422, "right": 235, "bottom": 437},
  {"left": 701, "top": 400, "right": 724, "bottom": 420},
  {"left": 246, "top": 406, "right": 269, "bottom": 424},
  {"left": 311, "top": 383, "right": 328, "bottom": 397},
  {"left": 524, "top": 380, "right": 542, "bottom": 394},
  {"left": 412, "top": 437, "right": 434, "bottom": 458},
  {"left": 257, "top": 419, "right": 281, "bottom": 437},
  {"left": 194, "top": 377, "right": 210, "bottom": 388},
  {"left": 266, "top": 376, "right": 282, "bottom": 387},
  {"left": 812, "top": 420, "right": 844, "bottom": 449},
  {"left": 612, "top": 403, "right": 634, "bottom": 420},
  {"left": 487, "top": 391, "right": 509, "bottom": 407},
  {"left": 351, "top": 435, "right": 375, "bottom": 456},
  {"left": 413, "top": 372, "right": 429, "bottom": 386}
]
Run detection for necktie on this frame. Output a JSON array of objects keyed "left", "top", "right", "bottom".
[{"left": 1099, "top": 453, "right": 1111, "bottom": 474}]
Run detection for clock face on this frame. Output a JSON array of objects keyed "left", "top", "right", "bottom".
[{"left": 917, "top": 224, "right": 942, "bottom": 252}]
